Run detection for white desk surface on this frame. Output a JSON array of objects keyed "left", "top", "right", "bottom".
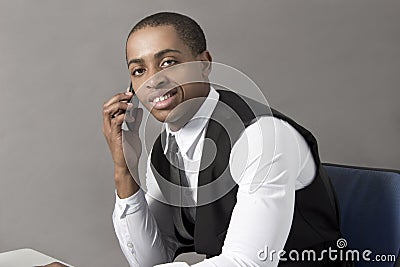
[{"left": 0, "top": 248, "right": 72, "bottom": 267}]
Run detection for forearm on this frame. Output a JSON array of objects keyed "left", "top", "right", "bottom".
[
  {"left": 113, "top": 188, "right": 175, "bottom": 267},
  {"left": 114, "top": 165, "right": 139, "bottom": 199}
]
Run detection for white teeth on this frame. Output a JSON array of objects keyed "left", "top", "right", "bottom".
[{"left": 153, "top": 93, "right": 171, "bottom": 103}]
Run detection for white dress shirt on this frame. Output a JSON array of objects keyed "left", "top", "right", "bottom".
[{"left": 112, "top": 87, "right": 316, "bottom": 267}]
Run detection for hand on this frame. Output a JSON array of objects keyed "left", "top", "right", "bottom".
[{"left": 102, "top": 88, "right": 143, "bottom": 197}]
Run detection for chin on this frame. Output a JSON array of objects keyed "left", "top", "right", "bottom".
[
  {"left": 151, "top": 111, "right": 168, "bottom": 122},
  {"left": 151, "top": 109, "right": 174, "bottom": 122}
]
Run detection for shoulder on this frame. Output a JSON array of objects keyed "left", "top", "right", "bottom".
[
  {"left": 229, "top": 116, "right": 315, "bottom": 187},
  {"left": 237, "top": 116, "right": 300, "bottom": 148}
]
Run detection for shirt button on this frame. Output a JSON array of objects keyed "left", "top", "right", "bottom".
[{"left": 127, "top": 242, "right": 133, "bottom": 248}]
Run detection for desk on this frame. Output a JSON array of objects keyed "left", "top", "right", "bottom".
[{"left": 0, "top": 248, "right": 72, "bottom": 267}]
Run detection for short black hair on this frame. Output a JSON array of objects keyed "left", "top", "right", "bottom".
[{"left": 125, "top": 12, "right": 207, "bottom": 63}]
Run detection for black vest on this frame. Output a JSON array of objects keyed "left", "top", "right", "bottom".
[{"left": 150, "top": 90, "right": 348, "bottom": 266}]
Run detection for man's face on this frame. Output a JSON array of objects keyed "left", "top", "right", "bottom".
[{"left": 126, "top": 25, "right": 211, "bottom": 124}]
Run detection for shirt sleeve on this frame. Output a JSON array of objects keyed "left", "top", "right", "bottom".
[
  {"left": 112, "top": 152, "right": 182, "bottom": 267},
  {"left": 154, "top": 116, "right": 316, "bottom": 267}
]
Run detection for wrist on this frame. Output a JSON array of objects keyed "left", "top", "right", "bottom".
[
  {"left": 114, "top": 165, "right": 131, "bottom": 179},
  {"left": 114, "top": 165, "right": 139, "bottom": 199}
]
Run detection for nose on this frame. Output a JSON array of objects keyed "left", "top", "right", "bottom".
[{"left": 145, "top": 72, "right": 169, "bottom": 89}]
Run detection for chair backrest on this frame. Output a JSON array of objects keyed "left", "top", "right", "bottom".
[{"left": 323, "top": 163, "right": 400, "bottom": 267}]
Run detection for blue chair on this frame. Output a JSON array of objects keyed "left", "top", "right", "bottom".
[{"left": 323, "top": 163, "right": 400, "bottom": 267}]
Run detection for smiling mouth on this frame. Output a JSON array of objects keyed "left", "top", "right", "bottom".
[
  {"left": 150, "top": 88, "right": 178, "bottom": 104},
  {"left": 148, "top": 87, "right": 181, "bottom": 110},
  {"left": 152, "top": 91, "right": 174, "bottom": 103}
]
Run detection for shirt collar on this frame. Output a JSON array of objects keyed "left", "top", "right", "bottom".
[{"left": 164, "top": 86, "right": 219, "bottom": 157}]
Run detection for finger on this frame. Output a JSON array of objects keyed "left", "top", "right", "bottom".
[
  {"left": 103, "top": 102, "right": 126, "bottom": 134},
  {"left": 110, "top": 113, "right": 125, "bottom": 135},
  {"left": 104, "top": 102, "right": 131, "bottom": 118},
  {"left": 102, "top": 109, "right": 112, "bottom": 136},
  {"left": 120, "top": 87, "right": 132, "bottom": 103},
  {"left": 103, "top": 101, "right": 131, "bottom": 134},
  {"left": 103, "top": 91, "right": 133, "bottom": 108},
  {"left": 103, "top": 91, "right": 132, "bottom": 133},
  {"left": 114, "top": 101, "right": 135, "bottom": 119}
]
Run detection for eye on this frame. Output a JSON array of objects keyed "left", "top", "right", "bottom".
[
  {"left": 132, "top": 68, "right": 145, "bottom": 76},
  {"left": 161, "top": 59, "right": 177, "bottom": 68}
]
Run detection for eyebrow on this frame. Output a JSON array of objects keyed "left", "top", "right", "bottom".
[{"left": 127, "top": 49, "right": 182, "bottom": 68}]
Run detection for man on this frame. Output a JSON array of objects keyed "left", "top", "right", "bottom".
[{"left": 102, "top": 12, "right": 350, "bottom": 267}]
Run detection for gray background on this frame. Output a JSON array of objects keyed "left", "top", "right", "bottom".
[{"left": 0, "top": 1, "right": 399, "bottom": 266}]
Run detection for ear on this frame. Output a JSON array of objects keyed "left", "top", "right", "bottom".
[{"left": 196, "top": 50, "right": 212, "bottom": 78}]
